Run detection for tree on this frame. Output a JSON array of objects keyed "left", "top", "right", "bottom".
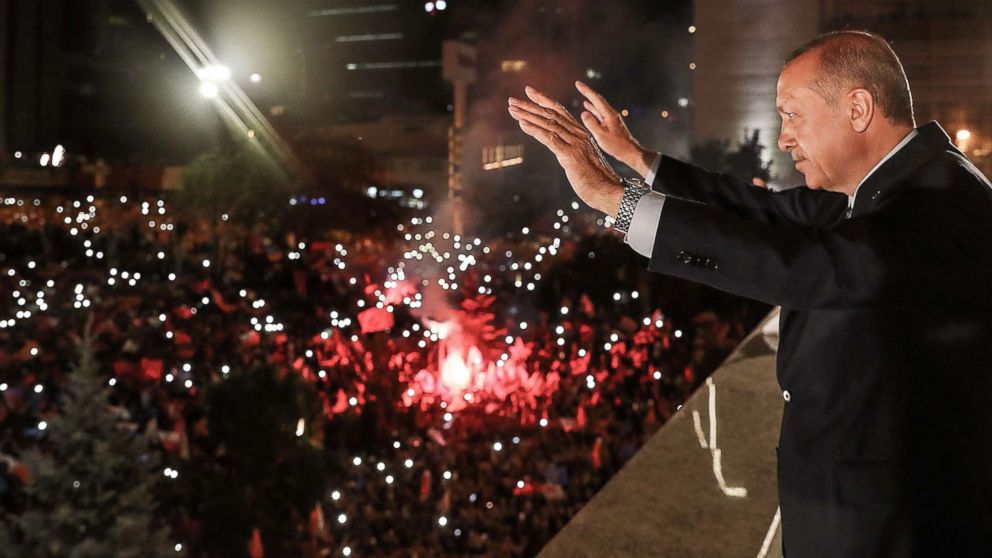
[
  {"left": 175, "top": 140, "right": 289, "bottom": 224},
  {"left": 691, "top": 129, "right": 774, "bottom": 185},
  {"left": 192, "top": 364, "right": 327, "bottom": 557},
  {"left": 0, "top": 326, "right": 179, "bottom": 557}
]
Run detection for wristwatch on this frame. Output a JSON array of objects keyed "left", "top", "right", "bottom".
[{"left": 610, "top": 177, "right": 649, "bottom": 234}]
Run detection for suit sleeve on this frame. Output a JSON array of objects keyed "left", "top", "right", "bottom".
[
  {"left": 653, "top": 155, "right": 849, "bottom": 229},
  {"left": 647, "top": 192, "right": 992, "bottom": 310}
]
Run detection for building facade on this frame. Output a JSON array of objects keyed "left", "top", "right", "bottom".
[
  {"left": 0, "top": 0, "right": 219, "bottom": 165},
  {"left": 300, "top": 0, "right": 452, "bottom": 124},
  {"left": 0, "top": 0, "right": 64, "bottom": 157}
]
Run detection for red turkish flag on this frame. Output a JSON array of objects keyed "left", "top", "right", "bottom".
[
  {"left": 513, "top": 481, "right": 540, "bottom": 496},
  {"left": 578, "top": 324, "right": 595, "bottom": 344},
  {"left": 591, "top": 437, "right": 603, "bottom": 470},
  {"left": 112, "top": 360, "right": 139, "bottom": 379},
  {"left": 357, "top": 308, "right": 393, "bottom": 334},
  {"left": 309, "top": 504, "right": 327, "bottom": 536},
  {"left": 570, "top": 353, "right": 590, "bottom": 375},
  {"left": 211, "top": 289, "right": 238, "bottom": 313},
  {"left": 330, "top": 390, "right": 349, "bottom": 414},
  {"left": 419, "top": 470, "right": 432, "bottom": 502},
  {"left": 427, "top": 427, "right": 447, "bottom": 447},
  {"left": 248, "top": 527, "right": 264, "bottom": 558},
  {"left": 12, "top": 461, "right": 30, "bottom": 484},
  {"left": 174, "top": 331, "right": 194, "bottom": 358},
  {"left": 174, "top": 306, "right": 193, "bottom": 320},
  {"left": 141, "top": 358, "right": 163, "bottom": 381}
]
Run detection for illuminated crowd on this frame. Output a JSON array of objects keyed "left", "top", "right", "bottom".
[{"left": 0, "top": 190, "right": 765, "bottom": 556}]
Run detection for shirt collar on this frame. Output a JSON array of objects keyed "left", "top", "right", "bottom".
[{"left": 848, "top": 128, "right": 919, "bottom": 211}]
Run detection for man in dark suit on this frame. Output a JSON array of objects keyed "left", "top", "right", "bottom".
[{"left": 508, "top": 30, "right": 992, "bottom": 556}]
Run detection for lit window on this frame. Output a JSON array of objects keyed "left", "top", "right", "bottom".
[
  {"left": 500, "top": 60, "right": 527, "bottom": 73},
  {"left": 482, "top": 144, "right": 524, "bottom": 171}
]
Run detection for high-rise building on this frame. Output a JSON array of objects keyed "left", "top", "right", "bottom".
[
  {"left": 300, "top": 1, "right": 452, "bottom": 123},
  {"left": 0, "top": 1, "right": 64, "bottom": 157},
  {"left": 0, "top": 0, "right": 218, "bottom": 165}
]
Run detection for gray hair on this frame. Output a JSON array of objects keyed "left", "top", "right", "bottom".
[{"left": 786, "top": 30, "right": 915, "bottom": 127}]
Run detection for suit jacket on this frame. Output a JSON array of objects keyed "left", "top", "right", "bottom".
[{"left": 646, "top": 122, "right": 992, "bottom": 557}]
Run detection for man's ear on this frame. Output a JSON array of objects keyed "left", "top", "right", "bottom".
[{"left": 848, "top": 89, "right": 874, "bottom": 133}]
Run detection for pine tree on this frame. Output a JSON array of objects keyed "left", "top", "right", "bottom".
[{"left": 0, "top": 324, "right": 181, "bottom": 557}]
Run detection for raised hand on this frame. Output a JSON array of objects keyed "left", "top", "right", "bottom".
[
  {"left": 508, "top": 85, "right": 623, "bottom": 216},
  {"left": 575, "top": 81, "right": 655, "bottom": 178}
]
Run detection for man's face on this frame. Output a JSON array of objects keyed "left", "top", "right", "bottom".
[{"left": 776, "top": 54, "right": 854, "bottom": 191}]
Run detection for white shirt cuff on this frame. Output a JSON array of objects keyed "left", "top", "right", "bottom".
[
  {"left": 623, "top": 191, "right": 665, "bottom": 258},
  {"left": 644, "top": 152, "right": 663, "bottom": 188}
]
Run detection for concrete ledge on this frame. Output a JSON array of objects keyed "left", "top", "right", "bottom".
[{"left": 539, "top": 309, "right": 783, "bottom": 558}]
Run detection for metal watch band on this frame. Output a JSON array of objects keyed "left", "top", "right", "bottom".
[{"left": 611, "top": 177, "right": 648, "bottom": 234}]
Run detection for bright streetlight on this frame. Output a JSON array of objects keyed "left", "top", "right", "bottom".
[
  {"left": 51, "top": 145, "right": 65, "bottom": 167},
  {"left": 199, "top": 82, "right": 219, "bottom": 98},
  {"left": 196, "top": 65, "right": 231, "bottom": 82},
  {"left": 197, "top": 64, "right": 230, "bottom": 97}
]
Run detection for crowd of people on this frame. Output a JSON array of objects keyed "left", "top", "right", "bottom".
[{"left": 0, "top": 189, "right": 767, "bottom": 556}]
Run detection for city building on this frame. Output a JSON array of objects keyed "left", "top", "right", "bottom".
[
  {"left": 0, "top": 1, "right": 64, "bottom": 158},
  {"left": 300, "top": 0, "right": 453, "bottom": 124},
  {"left": 292, "top": 114, "right": 448, "bottom": 208},
  {"left": 0, "top": 0, "right": 218, "bottom": 170}
]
